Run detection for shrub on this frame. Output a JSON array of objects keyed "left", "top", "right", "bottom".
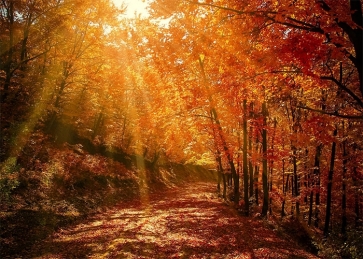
[{"left": 0, "top": 157, "right": 20, "bottom": 202}]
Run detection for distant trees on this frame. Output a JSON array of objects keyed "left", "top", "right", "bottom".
[{"left": 1, "top": 0, "right": 362, "bottom": 246}]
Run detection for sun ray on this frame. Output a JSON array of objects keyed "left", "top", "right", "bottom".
[
  {"left": 112, "top": 0, "right": 150, "bottom": 18},
  {"left": 1, "top": 73, "right": 56, "bottom": 174},
  {"left": 122, "top": 54, "right": 153, "bottom": 209}
]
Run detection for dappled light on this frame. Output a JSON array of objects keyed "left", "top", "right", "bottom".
[
  {"left": 1, "top": 0, "right": 363, "bottom": 258},
  {"left": 28, "top": 183, "right": 317, "bottom": 259}
]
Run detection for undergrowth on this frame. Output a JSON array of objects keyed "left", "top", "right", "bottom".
[
  {"left": 258, "top": 205, "right": 363, "bottom": 259},
  {"left": 0, "top": 131, "right": 214, "bottom": 258}
]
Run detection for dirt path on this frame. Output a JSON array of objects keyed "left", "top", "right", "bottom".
[{"left": 28, "top": 183, "right": 319, "bottom": 259}]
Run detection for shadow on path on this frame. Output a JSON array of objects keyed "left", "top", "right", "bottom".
[{"left": 29, "top": 183, "right": 318, "bottom": 259}]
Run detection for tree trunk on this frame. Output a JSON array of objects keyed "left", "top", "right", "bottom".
[
  {"left": 308, "top": 146, "right": 320, "bottom": 226},
  {"left": 222, "top": 173, "right": 227, "bottom": 200},
  {"left": 243, "top": 100, "right": 249, "bottom": 215},
  {"left": 304, "top": 149, "right": 309, "bottom": 204},
  {"left": 341, "top": 136, "right": 347, "bottom": 236},
  {"left": 261, "top": 101, "right": 269, "bottom": 217},
  {"left": 93, "top": 112, "right": 104, "bottom": 139},
  {"left": 353, "top": 166, "right": 361, "bottom": 227},
  {"left": 249, "top": 135, "right": 254, "bottom": 198},
  {"left": 348, "top": 0, "right": 363, "bottom": 96},
  {"left": 2, "top": 0, "right": 15, "bottom": 101},
  {"left": 269, "top": 118, "right": 277, "bottom": 215},
  {"left": 215, "top": 149, "right": 226, "bottom": 199},
  {"left": 314, "top": 144, "right": 323, "bottom": 227},
  {"left": 20, "top": 13, "right": 32, "bottom": 71},
  {"left": 308, "top": 146, "right": 319, "bottom": 225},
  {"left": 254, "top": 165, "right": 259, "bottom": 205},
  {"left": 217, "top": 169, "right": 221, "bottom": 192},
  {"left": 254, "top": 134, "right": 260, "bottom": 205},
  {"left": 324, "top": 126, "right": 338, "bottom": 237},
  {"left": 292, "top": 146, "right": 300, "bottom": 215},
  {"left": 51, "top": 61, "right": 72, "bottom": 124},
  {"left": 341, "top": 122, "right": 348, "bottom": 236},
  {"left": 282, "top": 176, "right": 290, "bottom": 217},
  {"left": 249, "top": 102, "right": 254, "bottom": 198},
  {"left": 198, "top": 56, "right": 239, "bottom": 206}
]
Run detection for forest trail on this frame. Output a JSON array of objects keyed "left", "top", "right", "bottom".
[{"left": 28, "top": 183, "right": 318, "bottom": 259}]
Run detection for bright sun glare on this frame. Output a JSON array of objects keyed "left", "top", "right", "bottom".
[{"left": 112, "top": 0, "right": 150, "bottom": 18}]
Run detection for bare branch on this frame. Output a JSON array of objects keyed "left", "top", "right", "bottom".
[
  {"left": 297, "top": 105, "right": 363, "bottom": 120},
  {"left": 320, "top": 76, "right": 363, "bottom": 108},
  {"left": 10, "top": 50, "right": 50, "bottom": 75},
  {"left": 188, "top": 1, "right": 324, "bottom": 33}
]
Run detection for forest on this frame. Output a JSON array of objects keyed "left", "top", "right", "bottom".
[{"left": 1, "top": 0, "right": 362, "bottom": 258}]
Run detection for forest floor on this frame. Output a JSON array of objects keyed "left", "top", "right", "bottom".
[{"left": 25, "top": 182, "right": 319, "bottom": 259}]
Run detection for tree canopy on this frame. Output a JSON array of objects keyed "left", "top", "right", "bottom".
[{"left": 1, "top": 0, "right": 363, "bottom": 255}]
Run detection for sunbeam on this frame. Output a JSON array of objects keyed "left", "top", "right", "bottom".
[{"left": 112, "top": 0, "right": 150, "bottom": 18}]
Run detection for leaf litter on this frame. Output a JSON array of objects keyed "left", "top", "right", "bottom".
[{"left": 28, "top": 182, "right": 319, "bottom": 259}]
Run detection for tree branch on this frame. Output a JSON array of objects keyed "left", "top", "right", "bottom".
[
  {"left": 10, "top": 50, "right": 50, "bottom": 75},
  {"left": 320, "top": 76, "right": 363, "bottom": 108},
  {"left": 187, "top": 1, "right": 279, "bottom": 17},
  {"left": 273, "top": 19, "right": 324, "bottom": 33},
  {"left": 188, "top": 1, "right": 324, "bottom": 33},
  {"left": 297, "top": 105, "right": 363, "bottom": 120}
]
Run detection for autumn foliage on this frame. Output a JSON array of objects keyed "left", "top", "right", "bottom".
[{"left": 1, "top": 0, "right": 363, "bottom": 258}]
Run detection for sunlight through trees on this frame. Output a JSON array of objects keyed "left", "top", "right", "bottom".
[{"left": 1, "top": 0, "right": 363, "bottom": 258}]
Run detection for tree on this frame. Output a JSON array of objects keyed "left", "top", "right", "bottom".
[
  {"left": 261, "top": 100, "right": 269, "bottom": 216},
  {"left": 242, "top": 99, "right": 249, "bottom": 215},
  {"left": 146, "top": 1, "right": 363, "bottom": 242}
]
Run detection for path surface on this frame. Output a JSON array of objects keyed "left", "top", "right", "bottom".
[{"left": 29, "top": 183, "right": 318, "bottom": 259}]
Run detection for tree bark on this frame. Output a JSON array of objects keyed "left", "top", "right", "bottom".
[
  {"left": 314, "top": 144, "right": 323, "bottom": 227},
  {"left": 324, "top": 126, "right": 338, "bottom": 237},
  {"left": 254, "top": 165, "right": 259, "bottom": 205},
  {"left": 341, "top": 131, "right": 347, "bottom": 236},
  {"left": 353, "top": 166, "right": 361, "bottom": 227},
  {"left": 249, "top": 137, "right": 254, "bottom": 198},
  {"left": 269, "top": 118, "right": 277, "bottom": 215},
  {"left": 198, "top": 55, "right": 239, "bottom": 205},
  {"left": 261, "top": 101, "right": 269, "bottom": 217},
  {"left": 2, "top": 0, "right": 15, "bottom": 100},
  {"left": 249, "top": 102, "right": 254, "bottom": 198},
  {"left": 281, "top": 168, "right": 289, "bottom": 218},
  {"left": 222, "top": 172, "right": 227, "bottom": 200},
  {"left": 292, "top": 146, "right": 300, "bottom": 215},
  {"left": 242, "top": 100, "right": 249, "bottom": 215},
  {"left": 308, "top": 145, "right": 322, "bottom": 225}
]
